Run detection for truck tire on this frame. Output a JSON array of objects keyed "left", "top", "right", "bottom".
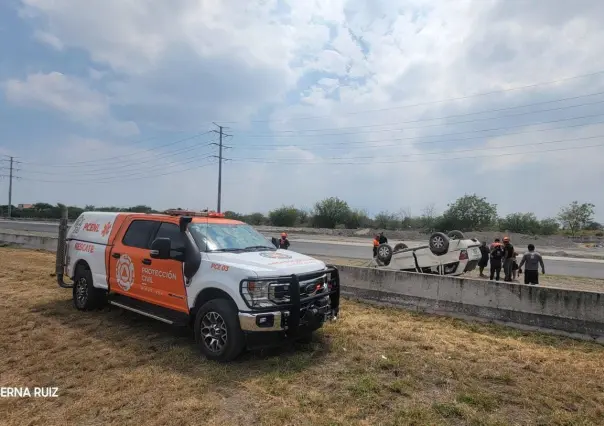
[
  {"left": 72, "top": 264, "right": 106, "bottom": 311},
  {"left": 429, "top": 232, "right": 449, "bottom": 255},
  {"left": 393, "top": 242, "right": 408, "bottom": 252},
  {"left": 194, "top": 299, "right": 245, "bottom": 362},
  {"left": 377, "top": 243, "right": 393, "bottom": 263},
  {"left": 447, "top": 230, "right": 465, "bottom": 240}
]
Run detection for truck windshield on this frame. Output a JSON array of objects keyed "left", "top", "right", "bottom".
[{"left": 188, "top": 223, "right": 276, "bottom": 253}]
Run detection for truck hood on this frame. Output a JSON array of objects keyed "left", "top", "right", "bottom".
[{"left": 206, "top": 249, "right": 326, "bottom": 276}]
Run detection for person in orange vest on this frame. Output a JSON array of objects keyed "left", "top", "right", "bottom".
[
  {"left": 279, "top": 232, "right": 290, "bottom": 249},
  {"left": 372, "top": 234, "right": 380, "bottom": 257}
]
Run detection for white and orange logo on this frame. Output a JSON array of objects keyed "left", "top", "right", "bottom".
[{"left": 116, "top": 254, "right": 135, "bottom": 291}]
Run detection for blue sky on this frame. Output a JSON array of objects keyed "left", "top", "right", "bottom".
[{"left": 1, "top": 0, "right": 604, "bottom": 222}]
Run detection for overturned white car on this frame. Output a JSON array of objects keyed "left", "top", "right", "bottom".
[{"left": 371, "top": 230, "right": 482, "bottom": 276}]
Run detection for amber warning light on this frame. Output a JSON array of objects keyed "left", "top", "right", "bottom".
[{"left": 164, "top": 209, "right": 225, "bottom": 218}]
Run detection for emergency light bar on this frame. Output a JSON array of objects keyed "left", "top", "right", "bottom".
[{"left": 164, "top": 209, "right": 225, "bottom": 218}]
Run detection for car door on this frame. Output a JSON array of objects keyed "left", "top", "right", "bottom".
[
  {"left": 109, "top": 218, "right": 160, "bottom": 305},
  {"left": 145, "top": 221, "right": 189, "bottom": 313}
]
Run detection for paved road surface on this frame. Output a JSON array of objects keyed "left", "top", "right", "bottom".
[
  {"left": 1, "top": 220, "right": 603, "bottom": 279},
  {"left": 289, "top": 241, "right": 604, "bottom": 279}
]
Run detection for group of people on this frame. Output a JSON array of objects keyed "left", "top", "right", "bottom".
[{"left": 477, "top": 237, "right": 545, "bottom": 285}]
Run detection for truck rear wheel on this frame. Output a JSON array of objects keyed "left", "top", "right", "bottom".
[
  {"left": 73, "top": 265, "right": 106, "bottom": 311},
  {"left": 377, "top": 243, "right": 393, "bottom": 264},
  {"left": 194, "top": 299, "right": 245, "bottom": 362},
  {"left": 429, "top": 232, "right": 450, "bottom": 255}
]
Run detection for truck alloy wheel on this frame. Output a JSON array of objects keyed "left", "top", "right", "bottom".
[
  {"left": 377, "top": 243, "right": 393, "bottom": 263},
  {"left": 447, "top": 230, "right": 465, "bottom": 240},
  {"left": 72, "top": 265, "right": 105, "bottom": 311},
  {"left": 393, "top": 242, "right": 408, "bottom": 252},
  {"left": 74, "top": 277, "right": 88, "bottom": 309},
  {"left": 200, "top": 312, "right": 228, "bottom": 353},
  {"left": 194, "top": 299, "right": 245, "bottom": 362},
  {"left": 429, "top": 232, "right": 450, "bottom": 255}
]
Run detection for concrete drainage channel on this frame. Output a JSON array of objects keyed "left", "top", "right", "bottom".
[{"left": 2, "top": 231, "right": 603, "bottom": 344}]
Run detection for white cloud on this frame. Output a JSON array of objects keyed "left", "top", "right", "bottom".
[
  {"left": 3, "top": 72, "right": 139, "bottom": 136},
  {"left": 7, "top": 0, "right": 604, "bottom": 220}
]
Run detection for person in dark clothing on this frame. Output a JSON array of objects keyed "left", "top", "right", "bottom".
[
  {"left": 478, "top": 241, "right": 489, "bottom": 277},
  {"left": 502, "top": 236, "right": 515, "bottom": 282},
  {"left": 518, "top": 244, "right": 545, "bottom": 285},
  {"left": 378, "top": 232, "right": 388, "bottom": 244},
  {"left": 489, "top": 239, "right": 504, "bottom": 281},
  {"left": 279, "top": 232, "right": 290, "bottom": 249}
]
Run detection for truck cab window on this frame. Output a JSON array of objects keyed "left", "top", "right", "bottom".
[
  {"left": 122, "top": 220, "right": 160, "bottom": 249},
  {"left": 155, "top": 222, "right": 186, "bottom": 256}
]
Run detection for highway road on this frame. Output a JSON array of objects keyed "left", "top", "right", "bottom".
[
  {"left": 1, "top": 219, "right": 604, "bottom": 279},
  {"left": 289, "top": 240, "right": 604, "bottom": 280}
]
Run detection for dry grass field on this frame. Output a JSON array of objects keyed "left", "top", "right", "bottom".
[{"left": 1, "top": 247, "right": 604, "bottom": 426}]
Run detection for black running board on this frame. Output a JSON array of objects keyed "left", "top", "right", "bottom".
[{"left": 108, "top": 294, "right": 190, "bottom": 326}]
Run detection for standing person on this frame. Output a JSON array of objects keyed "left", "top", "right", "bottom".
[
  {"left": 372, "top": 235, "right": 380, "bottom": 258},
  {"left": 518, "top": 244, "right": 545, "bottom": 285},
  {"left": 279, "top": 232, "right": 290, "bottom": 249},
  {"left": 489, "top": 239, "right": 504, "bottom": 281},
  {"left": 478, "top": 241, "right": 489, "bottom": 278},
  {"left": 502, "top": 236, "right": 515, "bottom": 282},
  {"left": 378, "top": 232, "right": 388, "bottom": 244}
]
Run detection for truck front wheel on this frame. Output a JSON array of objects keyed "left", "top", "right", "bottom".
[
  {"left": 72, "top": 265, "right": 106, "bottom": 311},
  {"left": 194, "top": 299, "right": 245, "bottom": 362}
]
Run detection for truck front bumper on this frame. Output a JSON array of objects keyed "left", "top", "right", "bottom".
[{"left": 237, "top": 265, "right": 341, "bottom": 334}]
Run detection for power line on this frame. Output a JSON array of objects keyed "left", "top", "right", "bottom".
[
  {"left": 229, "top": 142, "right": 604, "bottom": 165},
  {"left": 231, "top": 114, "right": 604, "bottom": 150},
  {"left": 231, "top": 90, "right": 604, "bottom": 134},
  {"left": 231, "top": 134, "right": 604, "bottom": 163},
  {"left": 216, "top": 68, "right": 604, "bottom": 124},
  {"left": 237, "top": 98, "right": 604, "bottom": 138},
  {"left": 17, "top": 131, "right": 213, "bottom": 167},
  {"left": 18, "top": 157, "right": 219, "bottom": 184},
  {"left": 21, "top": 142, "right": 216, "bottom": 176}
]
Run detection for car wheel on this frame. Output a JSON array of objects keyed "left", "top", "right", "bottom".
[
  {"left": 393, "top": 242, "right": 408, "bottom": 252},
  {"left": 429, "top": 232, "right": 449, "bottom": 255},
  {"left": 194, "top": 299, "right": 245, "bottom": 362},
  {"left": 448, "top": 230, "right": 465, "bottom": 240},
  {"left": 72, "top": 265, "right": 106, "bottom": 311},
  {"left": 377, "top": 243, "right": 393, "bottom": 264}
]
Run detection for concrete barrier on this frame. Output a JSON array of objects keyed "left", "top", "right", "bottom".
[
  {"left": 2, "top": 231, "right": 603, "bottom": 342},
  {"left": 336, "top": 265, "right": 604, "bottom": 342},
  {"left": 0, "top": 231, "right": 59, "bottom": 251}
]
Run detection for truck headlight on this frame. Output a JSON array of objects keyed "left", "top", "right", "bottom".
[{"left": 240, "top": 280, "right": 286, "bottom": 308}]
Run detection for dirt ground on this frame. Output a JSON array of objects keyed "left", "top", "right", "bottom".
[
  {"left": 315, "top": 256, "right": 604, "bottom": 293},
  {"left": 1, "top": 248, "right": 604, "bottom": 426}
]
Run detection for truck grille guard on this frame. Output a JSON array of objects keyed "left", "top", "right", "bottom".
[{"left": 239, "top": 265, "right": 341, "bottom": 335}]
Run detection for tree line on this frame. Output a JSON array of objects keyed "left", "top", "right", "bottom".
[{"left": 1, "top": 196, "right": 601, "bottom": 237}]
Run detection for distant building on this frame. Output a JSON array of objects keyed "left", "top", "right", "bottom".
[{"left": 17, "top": 204, "right": 34, "bottom": 209}]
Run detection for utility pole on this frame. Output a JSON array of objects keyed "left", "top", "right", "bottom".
[
  {"left": 8, "top": 156, "right": 13, "bottom": 218},
  {"left": 1, "top": 156, "right": 21, "bottom": 218},
  {"left": 211, "top": 123, "right": 231, "bottom": 213}
]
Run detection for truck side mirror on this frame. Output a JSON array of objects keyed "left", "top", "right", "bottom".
[
  {"left": 150, "top": 237, "right": 171, "bottom": 259},
  {"left": 271, "top": 237, "right": 279, "bottom": 248}
]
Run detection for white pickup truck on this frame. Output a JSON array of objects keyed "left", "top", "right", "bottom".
[
  {"left": 55, "top": 209, "right": 340, "bottom": 362},
  {"left": 372, "top": 231, "right": 483, "bottom": 276}
]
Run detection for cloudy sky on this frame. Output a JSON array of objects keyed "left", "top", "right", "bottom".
[{"left": 1, "top": 0, "right": 603, "bottom": 220}]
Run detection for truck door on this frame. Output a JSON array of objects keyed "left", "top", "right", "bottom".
[
  {"left": 145, "top": 221, "right": 189, "bottom": 313},
  {"left": 108, "top": 218, "right": 160, "bottom": 306}
]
